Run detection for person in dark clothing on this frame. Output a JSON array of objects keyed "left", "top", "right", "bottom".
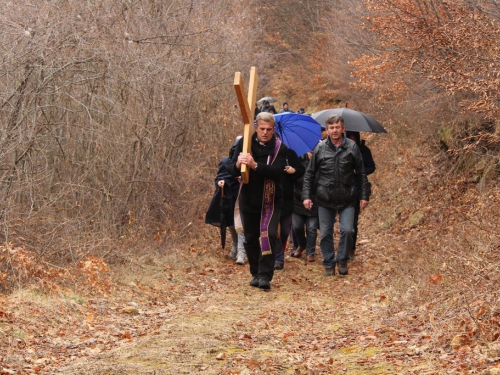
[
  {"left": 346, "top": 131, "right": 376, "bottom": 259},
  {"left": 273, "top": 147, "right": 305, "bottom": 270},
  {"left": 302, "top": 115, "right": 371, "bottom": 276},
  {"left": 205, "top": 136, "right": 243, "bottom": 260},
  {"left": 291, "top": 151, "right": 319, "bottom": 262},
  {"left": 278, "top": 102, "right": 293, "bottom": 113},
  {"left": 228, "top": 112, "right": 288, "bottom": 290},
  {"left": 260, "top": 100, "right": 277, "bottom": 114},
  {"left": 254, "top": 103, "right": 260, "bottom": 120}
]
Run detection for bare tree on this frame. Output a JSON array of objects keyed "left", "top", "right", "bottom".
[{"left": 0, "top": 0, "right": 262, "bottom": 261}]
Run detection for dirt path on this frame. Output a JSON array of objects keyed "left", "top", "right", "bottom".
[
  {"left": 52, "top": 242, "right": 445, "bottom": 375},
  {"left": 4, "top": 131, "right": 498, "bottom": 374}
]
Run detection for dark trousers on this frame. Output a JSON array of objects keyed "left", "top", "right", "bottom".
[
  {"left": 352, "top": 198, "right": 361, "bottom": 251},
  {"left": 274, "top": 213, "right": 293, "bottom": 264},
  {"left": 240, "top": 209, "right": 281, "bottom": 282}
]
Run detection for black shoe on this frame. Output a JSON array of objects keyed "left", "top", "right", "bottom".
[
  {"left": 258, "top": 279, "right": 271, "bottom": 290},
  {"left": 338, "top": 263, "right": 348, "bottom": 276},
  {"left": 324, "top": 267, "right": 334, "bottom": 276},
  {"left": 274, "top": 262, "right": 284, "bottom": 270},
  {"left": 291, "top": 246, "right": 305, "bottom": 258},
  {"left": 249, "top": 277, "right": 259, "bottom": 287}
]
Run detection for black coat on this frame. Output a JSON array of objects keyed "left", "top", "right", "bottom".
[
  {"left": 294, "top": 154, "right": 319, "bottom": 217},
  {"left": 205, "top": 156, "right": 240, "bottom": 227},
  {"left": 359, "top": 140, "right": 376, "bottom": 175},
  {"left": 228, "top": 133, "right": 287, "bottom": 214},
  {"left": 280, "top": 148, "right": 305, "bottom": 217},
  {"left": 302, "top": 135, "right": 371, "bottom": 209},
  {"left": 346, "top": 131, "right": 376, "bottom": 175}
]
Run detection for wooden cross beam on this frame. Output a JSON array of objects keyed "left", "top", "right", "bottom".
[{"left": 234, "top": 67, "right": 258, "bottom": 184}]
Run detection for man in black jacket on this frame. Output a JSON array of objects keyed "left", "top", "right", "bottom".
[
  {"left": 302, "top": 115, "right": 371, "bottom": 276},
  {"left": 228, "top": 112, "right": 288, "bottom": 290}
]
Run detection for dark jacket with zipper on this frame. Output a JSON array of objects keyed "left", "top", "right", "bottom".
[
  {"left": 280, "top": 148, "right": 305, "bottom": 217},
  {"left": 294, "top": 154, "right": 319, "bottom": 217},
  {"left": 228, "top": 133, "right": 288, "bottom": 214},
  {"left": 301, "top": 135, "right": 370, "bottom": 209}
]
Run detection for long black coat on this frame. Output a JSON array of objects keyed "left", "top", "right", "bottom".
[
  {"left": 227, "top": 133, "right": 287, "bottom": 214},
  {"left": 205, "top": 157, "right": 240, "bottom": 228}
]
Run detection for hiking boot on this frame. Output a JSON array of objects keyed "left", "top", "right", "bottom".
[
  {"left": 291, "top": 246, "right": 305, "bottom": 258},
  {"left": 324, "top": 267, "right": 334, "bottom": 276},
  {"left": 274, "top": 262, "right": 284, "bottom": 270},
  {"left": 258, "top": 279, "right": 271, "bottom": 290},
  {"left": 338, "top": 262, "right": 348, "bottom": 276},
  {"left": 307, "top": 254, "right": 315, "bottom": 262},
  {"left": 249, "top": 277, "right": 259, "bottom": 287}
]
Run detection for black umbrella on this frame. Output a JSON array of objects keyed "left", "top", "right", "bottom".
[
  {"left": 218, "top": 185, "right": 232, "bottom": 249},
  {"left": 312, "top": 108, "right": 387, "bottom": 133},
  {"left": 257, "top": 96, "right": 277, "bottom": 104},
  {"left": 205, "top": 182, "right": 234, "bottom": 249}
]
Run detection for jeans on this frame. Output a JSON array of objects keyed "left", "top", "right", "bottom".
[
  {"left": 292, "top": 213, "right": 318, "bottom": 256},
  {"left": 318, "top": 205, "right": 355, "bottom": 268},
  {"left": 274, "top": 214, "right": 293, "bottom": 264}
]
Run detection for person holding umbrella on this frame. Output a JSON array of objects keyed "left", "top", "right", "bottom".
[
  {"left": 346, "top": 131, "right": 376, "bottom": 260},
  {"left": 205, "top": 136, "right": 246, "bottom": 264},
  {"left": 228, "top": 112, "right": 288, "bottom": 290},
  {"left": 302, "top": 115, "right": 371, "bottom": 276},
  {"left": 273, "top": 146, "right": 305, "bottom": 270},
  {"left": 260, "top": 100, "right": 277, "bottom": 114}
]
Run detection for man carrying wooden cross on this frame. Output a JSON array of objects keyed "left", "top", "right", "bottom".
[{"left": 228, "top": 112, "right": 288, "bottom": 290}]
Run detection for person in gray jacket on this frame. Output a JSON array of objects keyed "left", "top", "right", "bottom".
[{"left": 302, "top": 115, "right": 371, "bottom": 276}]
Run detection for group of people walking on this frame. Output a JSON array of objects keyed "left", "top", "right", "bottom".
[
  {"left": 256, "top": 100, "right": 306, "bottom": 117},
  {"left": 206, "top": 109, "right": 375, "bottom": 291}
]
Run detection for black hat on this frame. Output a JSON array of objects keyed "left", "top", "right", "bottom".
[
  {"left": 300, "top": 107, "right": 305, "bottom": 112},
  {"left": 346, "top": 131, "right": 361, "bottom": 144}
]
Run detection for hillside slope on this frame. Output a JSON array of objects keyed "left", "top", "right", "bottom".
[{"left": 2, "top": 123, "right": 499, "bottom": 374}]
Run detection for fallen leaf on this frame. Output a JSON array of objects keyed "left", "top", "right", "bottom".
[
  {"left": 476, "top": 306, "right": 486, "bottom": 318},
  {"left": 428, "top": 274, "right": 443, "bottom": 284},
  {"left": 215, "top": 352, "right": 226, "bottom": 360}
]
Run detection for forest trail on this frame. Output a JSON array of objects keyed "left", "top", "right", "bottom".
[
  {"left": 55, "top": 245, "right": 441, "bottom": 375},
  {"left": 3, "top": 130, "right": 499, "bottom": 375}
]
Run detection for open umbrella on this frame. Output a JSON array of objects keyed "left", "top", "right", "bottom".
[
  {"left": 312, "top": 108, "right": 387, "bottom": 133},
  {"left": 273, "top": 113, "right": 322, "bottom": 157},
  {"left": 257, "top": 96, "right": 277, "bottom": 104}
]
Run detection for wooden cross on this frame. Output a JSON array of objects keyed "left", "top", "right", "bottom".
[{"left": 234, "top": 67, "right": 258, "bottom": 184}]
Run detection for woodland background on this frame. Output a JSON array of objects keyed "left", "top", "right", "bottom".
[{"left": 1, "top": 0, "right": 500, "bottom": 373}]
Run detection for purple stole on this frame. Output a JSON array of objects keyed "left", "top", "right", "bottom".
[{"left": 260, "top": 139, "right": 281, "bottom": 255}]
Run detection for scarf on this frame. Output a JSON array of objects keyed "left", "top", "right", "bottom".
[{"left": 260, "top": 138, "right": 281, "bottom": 255}]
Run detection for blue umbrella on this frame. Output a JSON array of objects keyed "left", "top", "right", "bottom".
[{"left": 274, "top": 113, "right": 322, "bottom": 157}]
